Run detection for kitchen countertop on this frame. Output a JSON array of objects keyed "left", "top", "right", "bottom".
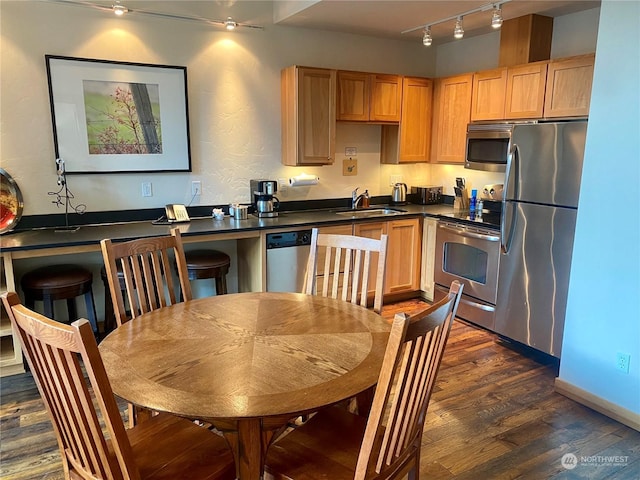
[{"left": 0, "top": 203, "right": 457, "bottom": 254}]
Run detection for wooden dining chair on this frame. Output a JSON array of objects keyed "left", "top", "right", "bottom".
[
  {"left": 100, "top": 227, "right": 192, "bottom": 425},
  {"left": 303, "top": 228, "right": 389, "bottom": 314},
  {"left": 266, "top": 280, "right": 464, "bottom": 480},
  {"left": 100, "top": 227, "right": 192, "bottom": 328},
  {"left": 1, "top": 291, "right": 236, "bottom": 480}
]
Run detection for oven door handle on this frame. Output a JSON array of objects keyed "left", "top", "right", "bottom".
[
  {"left": 434, "top": 284, "right": 495, "bottom": 312},
  {"left": 438, "top": 223, "right": 500, "bottom": 242}
]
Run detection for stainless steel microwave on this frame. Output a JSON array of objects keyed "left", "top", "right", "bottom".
[{"left": 465, "top": 123, "right": 517, "bottom": 172}]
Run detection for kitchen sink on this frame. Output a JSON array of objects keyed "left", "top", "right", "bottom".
[{"left": 334, "top": 208, "right": 406, "bottom": 218}]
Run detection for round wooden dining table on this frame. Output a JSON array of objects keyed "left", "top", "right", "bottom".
[{"left": 99, "top": 291, "right": 391, "bottom": 480}]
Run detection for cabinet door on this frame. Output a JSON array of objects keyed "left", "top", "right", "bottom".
[
  {"left": 354, "top": 222, "right": 387, "bottom": 299},
  {"left": 398, "top": 77, "right": 433, "bottom": 162},
  {"left": 337, "top": 71, "right": 370, "bottom": 121},
  {"left": 420, "top": 218, "right": 438, "bottom": 302},
  {"left": 471, "top": 68, "right": 507, "bottom": 121},
  {"left": 430, "top": 74, "right": 473, "bottom": 164},
  {"left": 281, "top": 66, "right": 336, "bottom": 166},
  {"left": 369, "top": 74, "right": 402, "bottom": 122},
  {"left": 544, "top": 53, "right": 595, "bottom": 118},
  {"left": 385, "top": 218, "right": 421, "bottom": 294},
  {"left": 504, "top": 62, "right": 547, "bottom": 119}
]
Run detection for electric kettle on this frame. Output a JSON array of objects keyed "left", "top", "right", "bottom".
[{"left": 391, "top": 183, "right": 407, "bottom": 205}]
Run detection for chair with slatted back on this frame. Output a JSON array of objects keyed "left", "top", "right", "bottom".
[
  {"left": 266, "top": 280, "right": 464, "bottom": 480},
  {"left": 303, "top": 228, "right": 388, "bottom": 314},
  {"left": 100, "top": 227, "right": 192, "bottom": 328},
  {"left": 100, "top": 227, "right": 192, "bottom": 425},
  {"left": 1, "top": 291, "right": 236, "bottom": 480}
]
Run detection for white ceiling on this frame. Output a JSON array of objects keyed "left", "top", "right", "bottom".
[
  {"left": 56, "top": 0, "right": 601, "bottom": 45},
  {"left": 272, "top": 0, "right": 601, "bottom": 45}
]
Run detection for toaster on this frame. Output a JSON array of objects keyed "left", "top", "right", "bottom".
[{"left": 410, "top": 185, "right": 443, "bottom": 205}]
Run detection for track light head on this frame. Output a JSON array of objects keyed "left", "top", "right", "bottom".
[
  {"left": 224, "top": 16, "right": 237, "bottom": 30},
  {"left": 112, "top": 0, "right": 128, "bottom": 16},
  {"left": 491, "top": 4, "right": 503, "bottom": 29},
  {"left": 454, "top": 16, "right": 464, "bottom": 39},
  {"left": 422, "top": 26, "right": 433, "bottom": 46}
]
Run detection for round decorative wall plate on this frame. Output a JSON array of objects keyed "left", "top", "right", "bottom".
[{"left": 0, "top": 169, "right": 24, "bottom": 234}]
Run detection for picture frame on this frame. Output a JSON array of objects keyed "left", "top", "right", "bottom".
[{"left": 45, "top": 55, "right": 191, "bottom": 174}]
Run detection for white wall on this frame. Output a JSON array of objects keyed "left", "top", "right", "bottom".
[
  {"left": 559, "top": 1, "right": 640, "bottom": 415},
  {"left": 0, "top": 0, "right": 434, "bottom": 216}
]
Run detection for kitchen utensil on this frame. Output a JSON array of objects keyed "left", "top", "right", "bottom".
[{"left": 391, "top": 182, "right": 407, "bottom": 205}]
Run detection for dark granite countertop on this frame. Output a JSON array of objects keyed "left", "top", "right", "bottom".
[{"left": 0, "top": 203, "right": 457, "bottom": 254}]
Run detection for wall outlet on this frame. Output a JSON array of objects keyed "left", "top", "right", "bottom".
[
  {"left": 389, "top": 175, "right": 403, "bottom": 186},
  {"left": 278, "top": 178, "right": 288, "bottom": 195},
  {"left": 141, "top": 182, "right": 152, "bottom": 197},
  {"left": 191, "top": 181, "right": 202, "bottom": 196},
  {"left": 616, "top": 352, "right": 631, "bottom": 373}
]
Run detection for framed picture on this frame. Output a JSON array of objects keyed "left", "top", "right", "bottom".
[{"left": 45, "top": 55, "right": 191, "bottom": 174}]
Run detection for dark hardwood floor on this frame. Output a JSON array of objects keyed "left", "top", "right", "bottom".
[{"left": 1, "top": 298, "right": 639, "bottom": 479}]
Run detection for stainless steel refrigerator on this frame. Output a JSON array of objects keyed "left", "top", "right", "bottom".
[{"left": 495, "top": 121, "right": 587, "bottom": 358}]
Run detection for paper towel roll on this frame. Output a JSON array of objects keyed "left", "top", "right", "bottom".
[{"left": 289, "top": 174, "right": 319, "bottom": 186}]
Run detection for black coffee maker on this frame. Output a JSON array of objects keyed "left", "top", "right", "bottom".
[{"left": 250, "top": 179, "right": 279, "bottom": 217}]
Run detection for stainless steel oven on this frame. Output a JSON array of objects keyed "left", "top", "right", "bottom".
[{"left": 434, "top": 221, "right": 500, "bottom": 330}]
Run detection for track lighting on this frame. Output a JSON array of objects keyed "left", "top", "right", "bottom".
[
  {"left": 454, "top": 16, "right": 464, "bottom": 39},
  {"left": 491, "top": 5, "right": 503, "bottom": 29},
  {"left": 112, "top": 0, "right": 127, "bottom": 16},
  {"left": 402, "top": 0, "right": 510, "bottom": 44},
  {"left": 422, "top": 26, "right": 432, "bottom": 46},
  {"left": 48, "top": 0, "right": 263, "bottom": 30}
]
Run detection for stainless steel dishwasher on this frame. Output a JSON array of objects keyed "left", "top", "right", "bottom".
[{"left": 266, "top": 230, "right": 312, "bottom": 292}]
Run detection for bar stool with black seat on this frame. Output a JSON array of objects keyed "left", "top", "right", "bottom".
[
  {"left": 184, "top": 249, "right": 231, "bottom": 295},
  {"left": 20, "top": 264, "right": 99, "bottom": 334}
]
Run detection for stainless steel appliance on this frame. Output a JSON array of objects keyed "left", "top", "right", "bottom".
[
  {"left": 495, "top": 120, "right": 587, "bottom": 358},
  {"left": 250, "top": 179, "right": 280, "bottom": 218},
  {"left": 391, "top": 182, "right": 407, "bottom": 205},
  {"left": 465, "top": 122, "right": 535, "bottom": 172},
  {"left": 266, "top": 230, "right": 312, "bottom": 292},
  {"left": 410, "top": 185, "right": 442, "bottom": 205},
  {"left": 434, "top": 221, "right": 500, "bottom": 331}
]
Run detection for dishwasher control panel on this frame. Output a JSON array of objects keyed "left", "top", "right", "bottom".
[{"left": 266, "top": 230, "right": 312, "bottom": 249}]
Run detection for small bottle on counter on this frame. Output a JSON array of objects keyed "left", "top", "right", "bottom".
[
  {"left": 476, "top": 198, "right": 483, "bottom": 219},
  {"left": 362, "top": 190, "right": 370, "bottom": 208},
  {"left": 469, "top": 189, "right": 477, "bottom": 212}
]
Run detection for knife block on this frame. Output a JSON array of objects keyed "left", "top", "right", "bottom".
[{"left": 454, "top": 188, "right": 469, "bottom": 211}]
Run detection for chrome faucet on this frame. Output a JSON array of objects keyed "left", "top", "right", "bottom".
[{"left": 351, "top": 187, "right": 369, "bottom": 209}]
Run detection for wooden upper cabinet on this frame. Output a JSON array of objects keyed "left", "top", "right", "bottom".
[
  {"left": 281, "top": 66, "right": 336, "bottom": 166},
  {"left": 370, "top": 74, "right": 402, "bottom": 122},
  {"left": 337, "top": 71, "right": 370, "bottom": 121},
  {"left": 337, "top": 71, "right": 401, "bottom": 122},
  {"left": 504, "top": 61, "right": 548, "bottom": 119},
  {"left": 381, "top": 76, "right": 432, "bottom": 164},
  {"left": 471, "top": 68, "right": 507, "bottom": 121},
  {"left": 398, "top": 77, "right": 433, "bottom": 162},
  {"left": 430, "top": 74, "right": 473, "bottom": 164},
  {"left": 544, "top": 53, "right": 595, "bottom": 118}
]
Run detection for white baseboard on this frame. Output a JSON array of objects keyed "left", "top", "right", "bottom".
[{"left": 554, "top": 378, "right": 640, "bottom": 432}]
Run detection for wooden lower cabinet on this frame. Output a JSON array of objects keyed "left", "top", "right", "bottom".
[{"left": 354, "top": 218, "right": 421, "bottom": 296}]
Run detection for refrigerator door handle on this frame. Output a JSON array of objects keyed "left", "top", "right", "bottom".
[{"left": 501, "top": 144, "right": 518, "bottom": 254}]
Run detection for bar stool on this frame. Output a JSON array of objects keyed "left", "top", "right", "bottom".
[
  {"left": 184, "top": 250, "right": 231, "bottom": 295},
  {"left": 100, "top": 264, "right": 126, "bottom": 336},
  {"left": 21, "top": 264, "right": 98, "bottom": 334}
]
